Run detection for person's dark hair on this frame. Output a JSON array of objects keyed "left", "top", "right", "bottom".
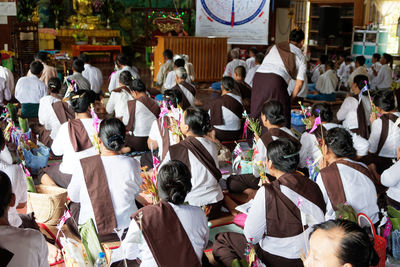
[
  {"left": 116, "top": 53, "right": 130, "bottom": 67},
  {"left": 99, "top": 118, "right": 126, "bottom": 152},
  {"left": 255, "top": 52, "right": 265, "bottom": 65},
  {"left": 312, "top": 103, "right": 333, "bottom": 122},
  {"left": 72, "top": 59, "right": 85, "bottom": 73},
  {"left": 30, "top": 61, "right": 44, "bottom": 75},
  {"left": 267, "top": 139, "right": 300, "bottom": 173},
  {"left": 34, "top": 51, "right": 48, "bottom": 62},
  {"left": 78, "top": 53, "right": 90, "bottom": 63},
  {"left": 311, "top": 220, "right": 379, "bottom": 267},
  {"left": 353, "top": 75, "right": 369, "bottom": 95},
  {"left": 86, "top": 90, "right": 99, "bottom": 104},
  {"left": 184, "top": 107, "right": 211, "bottom": 136},
  {"left": 324, "top": 127, "right": 356, "bottom": 158},
  {"left": 234, "top": 65, "right": 246, "bottom": 78},
  {"left": 174, "top": 58, "right": 185, "bottom": 68},
  {"left": 261, "top": 100, "right": 285, "bottom": 126},
  {"left": 326, "top": 60, "right": 335, "bottom": 70},
  {"left": 356, "top": 56, "right": 366, "bottom": 66},
  {"left": 249, "top": 47, "right": 258, "bottom": 56},
  {"left": 373, "top": 89, "right": 395, "bottom": 112},
  {"left": 70, "top": 90, "right": 91, "bottom": 113},
  {"left": 221, "top": 76, "right": 235, "bottom": 91},
  {"left": 0, "top": 171, "right": 12, "bottom": 218},
  {"left": 345, "top": 57, "right": 353, "bottom": 63},
  {"left": 163, "top": 89, "right": 182, "bottom": 109},
  {"left": 48, "top": 77, "right": 61, "bottom": 94},
  {"left": 319, "top": 54, "right": 328, "bottom": 65},
  {"left": 158, "top": 160, "right": 192, "bottom": 205},
  {"left": 289, "top": 29, "right": 305, "bottom": 43},
  {"left": 119, "top": 70, "right": 133, "bottom": 87},
  {"left": 130, "top": 79, "right": 146, "bottom": 93},
  {"left": 372, "top": 53, "right": 381, "bottom": 61},
  {"left": 382, "top": 53, "right": 392, "bottom": 64},
  {"left": 0, "top": 130, "right": 5, "bottom": 150},
  {"left": 163, "top": 49, "right": 173, "bottom": 60}
]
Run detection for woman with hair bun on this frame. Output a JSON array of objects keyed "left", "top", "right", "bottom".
[
  {"left": 40, "top": 90, "right": 98, "bottom": 188},
  {"left": 106, "top": 70, "right": 134, "bottom": 119},
  {"left": 160, "top": 107, "right": 224, "bottom": 219},
  {"left": 213, "top": 138, "right": 326, "bottom": 267},
  {"left": 123, "top": 160, "right": 209, "bottom": 266},
  {"left": 316, "top": 127, "right": 379, "bottom": 223},
  {"left": 305, "top": 219, "right": 379, "bottom": 267},
  {"left": 67, "top": 118, "right": 142, "bottom": 241},
  {"left": 172, "top": 66, "right": 196, "bottom": 110}
]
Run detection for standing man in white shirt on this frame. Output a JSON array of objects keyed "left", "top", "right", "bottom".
[
  {"left": 108, "top": 53, "right": 140, "bottom": 92},
  {"left": 368, "top": 53, "right": 382, "bottom": 89},
  {"left": 246, "top": 47, "right": 258, "bottom": 70},
  {"left": 374, "top": 53, "right": 393, "bottom": 90},
  {"left": 79, "top": 53, "right": 103, "bottom": 94},
  {"left": 15, "top": 61, "right": 48, "bottom": 118},
  {"left": 223, "top": 48, "right": 247, "bottom": 77},
  {"left": 0, "top": 53, "right": 15, "bottom": 96},
  {"left": 245, "top": 52, "right": 264, "bottom": 87},
  {"left": 251, "top": 29, "right": 307, "bottom": 128}
]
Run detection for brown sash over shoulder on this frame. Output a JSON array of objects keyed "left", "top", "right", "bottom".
[
  {"left": 80, "top": 155, "right": 117, "bottom": 236},
  {"left": 261, "top": 128, "right": 300, "bottom": 149},
  {"left": 276, "top": 42, "right": 298, "bottom": 80},
  {"left": 157, "top": 119, "right": 170, "bottom": 160},
  {"left": 169, "top": 136, "right": 222, "bottom": 181},
  {"left": 111, "top": 85, "right": 130, "bottom": 94},
  {"left": 209, "top": 94, "right": 244, "bottom": 126},
  {"left": 131, "top": 201, "right": 201, "bottom": 267},
  {"left": 375, "top": 113, "right": 399, "bottom": 156},
  {"left": 68, "top": 119, "right": 92, "bottom": 152},
  {"left": 0, "top": 247, "right": 14, "bottom": 265},
  {"left": 264, "top": 172, "right": 325, "bottom": 238},
  {"left": 351, "top": 99, "right": 369, "bottom": 139},
  {"left": 52, "top": 101, "right": 75, "bottom": 124},
  {"left": 172, "top": 82, "right": 196, "bottom": 110},
  {"left": 126, "top": 96, "right": 161, "bottom": 132},
  {"left": 234, "top": 81, "right": 252, "bottom": 99}
]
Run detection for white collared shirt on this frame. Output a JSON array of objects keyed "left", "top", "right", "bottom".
[
  {"left": 347, "top": 66, "right": 369, "bottom": 86},
  {"left": 374, "top": 64, "right": 393, "bottom": 90},
  {"left": 82, "top": 63, "right": 103, "bottom": 94},
  {"left": 156, "top": 59, "right": 173, "bottom": 86},
  {"left": 369, "top": 62, "right": 382, "bottom": 90},
  {"left": 106, "top": 89, "right": 134, "bottom": 118},
  {"left": 163, "top": 71, "right": 192, "bottom": 90},
  {"left": 0, "top": 66, "right": 14, "bottom": 96},
  {"left": 108, "top": 66, "right": 140, "bottom": 92},
  {"left": 68, "top": 155, "right": 142, "bottom": 230},
  {"left": 381, "top": 160, "right": 400, "bottom": 203},
  {"left": 15, "top": 75, "right": 48, "bottom": 104},
  {"left": 337, "top": 62, "right": 346, "bottom": 78},
  {"left": 122, "top": 100, "right": 157, "bottom": 137},
  {"left": 211, "top": 93, "right": 243, "bottom": 131},
  {"left": 148, "top": 119, "right": 180, "bottom": 158},
  {"left": 337, "top": 95, "right": 371, "bottom": 130},
  {"left": 311, "top": 64, "right": 325, "bottom": 84},
  {"left": 316, "top": 159, "right": 379, "bottom": 223},
  {"left": 246, "top": 57, "right": 256, "bottom": 70},
  {"left": 161, "top": 137, "right": 223, "bottom": 206},
  {"left": 38, "top": 95, "right": 62, "bottom": 139},
  {"left": 368, "top": 112, "right": 400, "bottom": 158},
  {"left": 316, "top": 69, "right": 338, "bottom": 94},
  {"left": 258, "top": 43, "right": 306, "bottom": 85},
  {"left": 0, "top": 76, "right": 11, "bottom": 105},
  {"left": 28, "top": 63, "right": 58, "bottom": 86},
  {"left": 245, "top": 65, "right": 260, "bottom": 87},
  {"left": 224, "top": 59, "right": 247, "bottom": 77}
]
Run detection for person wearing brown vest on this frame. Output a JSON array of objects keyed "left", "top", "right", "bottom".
[
  {"left": 123, "top": 160, "right": 209, "bottom": 266},
  {"left": 40, "top": 90, "right": 97, "bottom": 188},
  {"left": 213, "top": 139, "right": 326, "bottom": 267},
  {"left": 122, "top": 79, "right": 160, "bottom": 152},
  {"left": 106, "top": 70, "right": 134, "bottom": 119},
  {"left": 233, "top": 65, "right": 251, "bottom": 113},
  {"left": 171, "top": 67, "right": 196, "bottom": 110},
  {"left": 208, "top": 76, "right": 244, "bottom": 142},
  {"left": 67, "top": 118, "right": 142, "bottom": 241},
  {"left": 316, "top": 128, "right": 379, "bottom": 224}
]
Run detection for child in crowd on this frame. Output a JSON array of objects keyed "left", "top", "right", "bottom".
[
  {"left": 106, "top": 70, "right": 134, "bottom": 119},
  {"left": 108, "top": 53, "right": 140, "bottom": 92},
  {"left": 307, "top": 61, "right": 338, "bottom": 101}
]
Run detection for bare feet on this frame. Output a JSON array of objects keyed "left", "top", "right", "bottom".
[
  {"left": 47, "top": 242, "right": 62, "bottom": 264},
  {"left": 223, "top": 195, "right": 239, "bottom": 216},
  {"left": 40, "top": 174, "right": 57, "bottom": 186}
]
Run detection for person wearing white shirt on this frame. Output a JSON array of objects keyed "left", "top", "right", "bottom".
[
  {"left": 156, "top": 49, "right": 174, "bottom": 87},
  {"left": 27, "top": 52, "right": 58, "bottom": 86},
  {"left": 62, "top": 59, "right": 91, "bottom": 99},
  {"left": 79, "top": 53, "right": 103, "bottom": 94},
  {"left": 245, "top": 52, "right": 264, "bottom": 87},
  {"left": 15, "top": 61, "right": 48, "bottom": 118},
  {"left": 339, "top": 58, "right": 354, "bottom": 88},
  {"left": 0, "top": 76, "right": 11, "bottom": 105},
  {"left": 182, "top": 54, "right": 195, "bottom": 82},
  {"left": 368, "top": 53, "right": 382, "bottom": 90},
  {"left": 108, "top": 54, "right": 140, "bottom": 92},
  {"left": 68, "top": 118, "right": 142, "bottom": 238},
  {"left": 0, "top": 173, "right": 49, "bottom": 267},
  {"left": 122, "top": 161, "right": 209, "bottom": 266},
  {"left": 253, "top": 29, "right": 307, "bottom": 128},
  {"left": 0, "top": 53, "right": 15, "bottom": 96},
  {"left": 316, "top": 128, "right": 379, "bottom": 223},
  {"left": 223, "top": 48, "right": 247, "bottom": 77},
  {"left": 173, "top": 67, "right": 196, "bottom": 110},
  {"left": 311, "top": 54, "right": 328, "bottom": 84},
  {"left": 307, "top": 61, "right": 338, "bottom": 101},
  {"left": 213, "top": 139, "right": 325, "bottom": 267},
  {"left": 246, "top": 47, "right": 258, "bottom": 70},
  {"left": 374, "top": 53, "right": 393, "bottom": 90},
  {"left": 106, "top": 70, "right": 134, "bottom": 118},
  {"left": 381, "top": 160, "right": 400, "bottom": 208},
  {"left": 347, "top": 56, "right": 369, "bottom": 87},
  {"left": 162, "top": 58, "right": 191, "bottom": 91}
]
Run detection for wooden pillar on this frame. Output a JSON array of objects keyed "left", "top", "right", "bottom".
[
  {"left": 268, "top": 0, "right": 277, "bottom": 44},
  {"left": 353, "top": 0, "right": 364, "bottom": 26}
]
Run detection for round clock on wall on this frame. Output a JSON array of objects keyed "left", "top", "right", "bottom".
[{"left": 200, "top": 0, "right": 267, "bottom": 27}]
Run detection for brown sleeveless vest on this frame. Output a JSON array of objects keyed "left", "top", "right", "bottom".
[
  {"left": 261, "top": 128, "right": 300, "bottom": 149},
  {"left": 351, "top": 98, "right": 369, "bottom": 139},
  {"left": 173, "top": 81, "right": 196, "bottom": 110},
  {"left": 126, "top": 96, "right": 161, "bottom": 132},
  {"left": 67, "top": 119, "right": 93, "bottom": 152},
  {"left": 375, "top": 113, "right": 399, "bottom": 156},
  {"left": 209, "top": 94, "right": 243, "bottom": 126},
  {"left": 52, "top": 101, "right": 75, "bottom": 124}
]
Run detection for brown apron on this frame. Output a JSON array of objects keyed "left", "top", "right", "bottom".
[
  {"left": 169, "top": 136, "right": 222, "bottom": 181},
  {"left": 157, "top": 119, "right": 170, "bottom": 160},
  {"left": 233, "top": 81, "right": 252, "bottom": 100},
  {"left": 173, "top": 81, "right": 196, "bottom": 110},
  {"left": 68, "top": 119, "right": 93, "bottom": 152},
  {"left": 52, "top": 101, "right": 75, "bottom": 125},
  {"left": 80, "top": 155, "right": 118, "bottom": 236},
  {"left": 126, "top": 96, "right": 161, "bottom": 132},
  {"left": 261, "top": 128, "right": 300, "bottom": 150},
  {"left": 275, "top": 42, "right": 298, "bottom": 80},
  {"left": 111, "top": 85, "right": 131, "bottom": 94},
  {"left": 209, "top": 94, "right": 243, "bottom": 126},
  {"left": 131, "top": 201, "right": 202, "bottom": 267},
  {"left": 350, "top": 98, "right": 369, "bottom": 139}
]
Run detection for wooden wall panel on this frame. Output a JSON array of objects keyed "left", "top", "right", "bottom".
[{"left": 153, "top": 36, "right": 227, "bottom": 82}]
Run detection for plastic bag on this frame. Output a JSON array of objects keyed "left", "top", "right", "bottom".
[
  {"left": 22, "top": 146, "right": 50, "bottom": 174},
  {"left": 392, "top": 230, "right": 400, "bottom": 261},
  {"left": 79, "top": 218, "right": 103, "bottom": 265}
]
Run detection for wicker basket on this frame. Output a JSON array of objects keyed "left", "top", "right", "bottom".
[
  {"left": 27, "top": 185, "right": 68, "bottom": 225},
  {"left": 63, "top": 244, "right": 112, "bottom": 267}
]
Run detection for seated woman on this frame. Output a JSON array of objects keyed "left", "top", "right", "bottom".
[
  {"left": 122, "top": 79, "right": 160, "bottom": 152},
  {"left": 40, "top": 90, "right": 97, "bottom": 188},
  {"left": 337, "top": 75, "right": 371, "bottom": 139},
  {"left": 316, "top": 128, "right": 379, "bottom": 223},
  {"left": 38, "top": 77, "right": 75, "bottom": 147},
  {"left": 0, "top": 172, "right": 49, "bottom": 267},
  {"left": 172, "top": 67, "right": 196, "bottom": 110},
  {"left": 233, "top": 65, "right": 252, "bottom": 112},
  {"left": 306, "top": 61, "right": 338, "bottom": 101},
  {"left": 67, "top": 118, "right": 142, "bottom": 241},
  {"left": 381, "top": 158, "right": 400, "bottom": 210},
  {"left": 299, "top": 103, "right": 369, "bottom": 170},
  {"left": 368, "top": 89, "right": 400, "bottom": 174},
  {"left": 208, "top": 76, "right": 244, "bottom": 142},
  {"left": 213, "top": 139, "right": 326, "bottom": 267},
  {"left": 227, "top": 100, "right": 299, "bottom": 198},
  {"left": 122, "top": 160, "right": 209, "bottom": 266},
  {"left": 106, "top": 70, "right": 134, "bottom": 119},
  {"left": 305, "top": 219, "right": 379, "bottom": 267},
  {"left": 161, "top": 107, "right": 224, "bottom": 220}
]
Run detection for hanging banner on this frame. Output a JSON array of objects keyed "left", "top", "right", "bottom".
[{"left": 195, "top": 0, "right": 270, "bottom": 45}]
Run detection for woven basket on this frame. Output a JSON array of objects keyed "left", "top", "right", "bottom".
[
  {"left": 27, "top": 185, "right": 67, "bottom": 225},
  {"left": 63, "top": 244, "right": 112, "bottom": 267}
]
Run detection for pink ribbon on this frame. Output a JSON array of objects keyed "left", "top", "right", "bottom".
[
  {"left": 242, "top": 119, "right": 250, "bottom": 139},
  {"left": 309, "top": 116, "right": 321, "bottom": 134}
]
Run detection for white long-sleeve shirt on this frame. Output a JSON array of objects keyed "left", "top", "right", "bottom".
[
  {"left": 381, "top": 160, "right": 400, "bottom": 203},
  {"left": 347, "top": 66, "right": 369, "bottom": 86},
  {"left": 38, "top": 95, "right": 62, "bottom": 139},
  {"left": 244, "top": 65, "right": 260, "bottom": 87},
  {"left": 368, "top": 112, "right": 400, "bottom": 158},
  {"left": 311, "top": 64, "right": 325, "bottom": 84},
  {"left": 15, "top": 75, "right": 48, "bottom": 104},
  {"left": 223, "top": 59, "right": 247, "bottom": 77},
  {"left": 374, "top": 64, "right": 392, "bottom": 90},
  {"left": 121, "top": 100, "right": 157, "bottom": 137},
  {"left": 369, "top": 62, "right": 382, "bottom": 90},
  {"left": 108, "top": 66, "right": 140, "bottom": 92},
  {"left": 336, "top": 94, "right": 371, "bottom": 130},
  {"left": 82, "top": 63, "right": 103, "bottom": 94},
  {"left": 0, "top": 76, "right": 11, "bottom": 105},
  {"left": 0, "top": 66, "right": 14, "bottom": 96},
  {"left": 316, "top": 69, "right": 338, "bottom": 94},
  {"left": 106, "top": 90, "right": 134, "bottom": 118}
]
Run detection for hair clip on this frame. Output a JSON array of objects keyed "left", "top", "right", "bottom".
[{"left": 283, "top": 151, "right": 299, "bottom": 159}]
